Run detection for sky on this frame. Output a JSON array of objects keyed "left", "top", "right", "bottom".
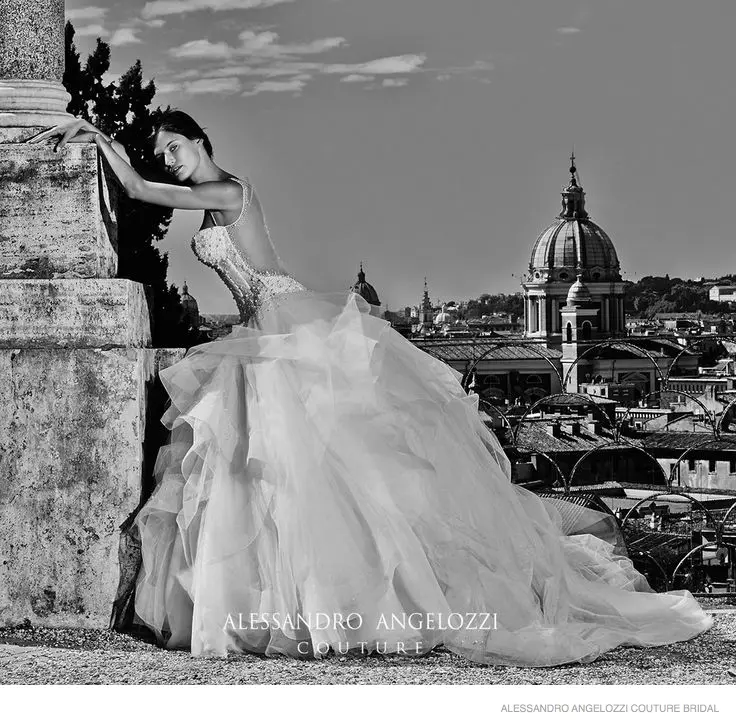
[{"left": 65, "top": 0, "right": 736, "bottom": 314}]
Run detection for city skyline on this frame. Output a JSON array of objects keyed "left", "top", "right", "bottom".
[{"left": 66, "top": 0, "right": 736, "bottom": 313}]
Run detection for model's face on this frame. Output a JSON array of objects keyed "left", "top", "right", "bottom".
[{"left": 153, "top": 130, "right": 203, "bottom": 182}]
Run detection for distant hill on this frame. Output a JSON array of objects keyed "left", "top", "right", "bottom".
[{"left": 624, "top": 275, "right": 735, "bottom": 318}]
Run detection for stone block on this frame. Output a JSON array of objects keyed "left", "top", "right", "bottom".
[
  {"left": 0, "top": 279, "right": 152, "bottom": 348},
  {"left": 0, "top": 142, "right": 118, "bottom": 278},
  {"left": 0, "top": 346, "right": 186, "bottom": 628}
]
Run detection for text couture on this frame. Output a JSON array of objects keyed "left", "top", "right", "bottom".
[{"left": 223, "top": 611, "right": 499, "bottom": 655}]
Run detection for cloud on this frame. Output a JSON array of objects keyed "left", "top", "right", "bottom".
[
  {"left": 340, "top": 74, "right": 374, "bottom": 83},
  {"left": 241, "top": 30, "right": 345, "bottom": 57},
  {"left": 73, "top": 24, "right": 109, "bottom": 37},
  {"left": 382, "top": 78, "right": 408, "bottom": 88},
  {"left": 322, "top": 54, "right": 427, "bottom": 75},
  {"left": 156, "top": 77, "right": 243, "bottom": 95},
  {"left": 142, "top": 0, "right": 296, "bottom": 19},
  {"left": 110, "top": 28, "right": 142, "bottom": 46},
  {"left": 171, "top": 39, "right": 234, "bottom": 59},
  {"left": 154, "top": 81, "right": 183, "bottom": 94},
  {"left": 169, "top": 30, "right": 346, "bottom": 60},
  {"left": 557, "top": 6, "right": 591, "bottom": 36},
  {"left": 242, "top": 78, "right": 308, "bottom": 96},
  {"left": 66, "top": 6, "right": 107, "bottom": 21}
]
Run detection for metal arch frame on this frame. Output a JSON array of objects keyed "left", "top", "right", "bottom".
[
  {"left": 667, "top": 334, "right": 736, "bottom": 383},
  {"left": 561, "top": 337, "right": 667, "bottom": 392},
  {"left": 520, "top": 390, "right": 617, "bottom": 430},
  {"left": 457, "top": 340, "right": 565, "bottom": 393},
  {"left": 616, "top": 385, "right": 720, "bottom": 438},
  {"left": 620, "top": 491, "right": 718, "bottom": 530},
  {"left": 670, "top": 542, "right": 736, "bottom": 586},
  {"left": 567, "top": 439, "right": 668, "bottom": 491}
]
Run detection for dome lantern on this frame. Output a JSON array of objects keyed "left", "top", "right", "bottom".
[{"left": 559, "top": 152, "right": 588, "bottom": 220}]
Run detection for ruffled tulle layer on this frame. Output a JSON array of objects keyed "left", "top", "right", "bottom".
[{"left": 135, "top": 290, "right": 711, "bottom": 666}]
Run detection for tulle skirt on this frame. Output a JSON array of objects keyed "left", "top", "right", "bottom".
[{"left": 134, "top": 289, "right": 712, "bottom": 666}]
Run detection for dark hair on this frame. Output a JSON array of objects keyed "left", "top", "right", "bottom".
[{"left": 150, "top": 109, "right": 213, "bottom": 158}]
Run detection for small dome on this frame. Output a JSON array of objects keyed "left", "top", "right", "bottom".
[
  {"left": 351, "top": 263, "right": 381, "bottom": 306},
  {"left": 434, "top": 311, "right": 452, "bottom": 325},
  {"left": 566, "top": 275, "right": 592, "bottom": 306}
]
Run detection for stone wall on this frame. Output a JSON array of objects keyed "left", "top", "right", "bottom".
[{"left": 0, "top": 348, "right": 183, "bottom": 627}]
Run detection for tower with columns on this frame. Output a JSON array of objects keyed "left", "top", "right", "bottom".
[{"left": 560, "top": 275, "right": 600, "bottom": 391}]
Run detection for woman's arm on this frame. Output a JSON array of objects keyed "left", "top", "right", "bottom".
[
  {"left": 29, "top": 118, "right": 132, "bottom": 165},
  {"left": 94, "top": 134, "right": 241, "bottom": 211},
  {"left": 31, "top": 120, "right": 241, "bottom": 212}
]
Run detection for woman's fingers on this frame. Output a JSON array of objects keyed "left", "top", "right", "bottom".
[
  {"left": 27, "top": 126, "right": 62, "bottom": 143},
  {"left": 55, "top": 127, "right": 78, "bottom": 151},
  {"left": 54, "top": 120, "right": 87, "bottom": 151},
  {"left": 28, "top": 120, "right": 86, "bottom": 148}
]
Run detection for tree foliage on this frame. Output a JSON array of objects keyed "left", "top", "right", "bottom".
[
  {"left": 63, "top": 22, "right": 203, "bottom": 347},
  {"left": 625, "top": 275, "right": 734, "bottom": 318},
  {"left": 463, "top": 293, "right": 524, "bottom": 320}
]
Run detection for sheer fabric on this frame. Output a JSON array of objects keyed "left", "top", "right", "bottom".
[{"left": 135, "top": 288, "right": 711, "bottom": 665}]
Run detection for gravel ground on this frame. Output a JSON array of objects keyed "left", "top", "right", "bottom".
[{"left": 2, "top": 600, "right": 736, "bottom": 685}]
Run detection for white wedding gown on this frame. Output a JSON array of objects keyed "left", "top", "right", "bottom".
[{"left": 134, "top": 177, "right": 712, "bottom": 665}]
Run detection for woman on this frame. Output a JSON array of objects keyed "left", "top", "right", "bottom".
[{"left": 32, "top": 112, "right": 711, "bottom": 665}]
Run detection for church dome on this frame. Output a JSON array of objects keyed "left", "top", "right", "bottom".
[
  {"left": 528, "top": 156, "right": 621, "bottom": 283},
  {"left": 351, "top": 263, "right": 381, "bottom": 306}
]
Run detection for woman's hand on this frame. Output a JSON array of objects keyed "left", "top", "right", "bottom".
[{"left": 28, "top": 119, "right": 101, "bottom": 151}]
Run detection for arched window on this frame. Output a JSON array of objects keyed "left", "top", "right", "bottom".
[
  {"left": 582, "top": 321, "right": 592, "bottom": 340},
  {"left": 566, "top": 322, "right": 573, "bottom": 342}
]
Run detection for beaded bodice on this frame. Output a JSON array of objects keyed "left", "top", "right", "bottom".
[{"left": 190, "top": 177, "right": 308, "bottom": 325}]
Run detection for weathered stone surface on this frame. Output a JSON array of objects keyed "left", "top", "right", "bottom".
[
  {"left": 0, "top": 1, "right": 65, "bottom": 82},
  {"left": 0, "top": 143, "right": 118, "bottom": 278},
  {"left": 0, "top": 346, "right": 186, "bottom": 628},
  {"left": 0, "top": 279, "right": 151, "bottom": 347},
  {"left": 0, "top": 126, "right": 49, "bottom": 144}
]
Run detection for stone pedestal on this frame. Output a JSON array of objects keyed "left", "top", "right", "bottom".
[
  {"left": 0, "top": 0, "right": 189, "bottom": 628},
  {"left": 0, "top": 347, "right": 185, "bottom": 628},
  {"left": 0, "top": 135, "right": 189, "bottom": 626},
  {"left": 0, "top": 143, "right": 118, "bottom": 279}
]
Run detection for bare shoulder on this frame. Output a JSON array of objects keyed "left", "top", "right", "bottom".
[{"left": 194, "top": 177, "right": 243, "bottom": 211}]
